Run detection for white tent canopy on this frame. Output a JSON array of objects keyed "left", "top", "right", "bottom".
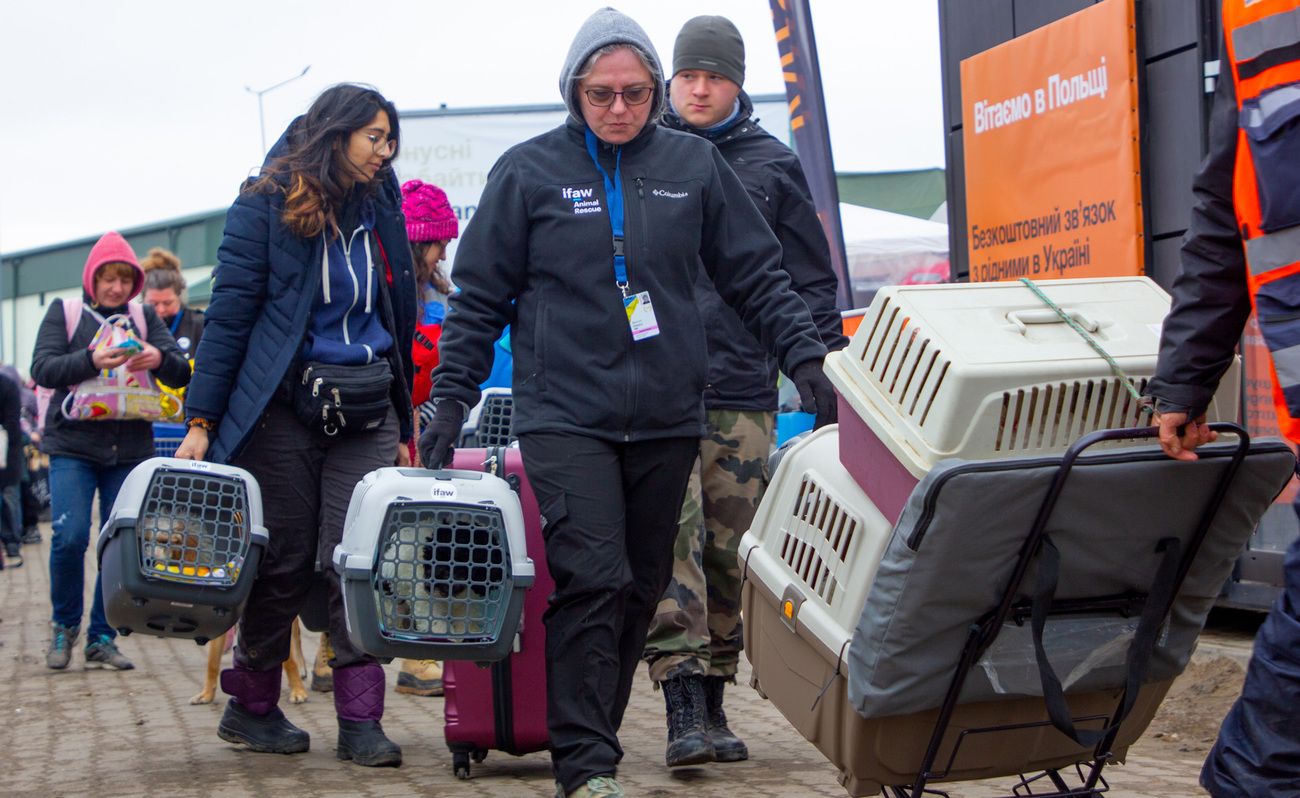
[{"left": 837, "top": 202, "right": 950, "bottom": 306}]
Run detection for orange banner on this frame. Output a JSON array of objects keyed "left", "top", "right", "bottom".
[{"left": 961, "top": 0, "right": 1142, "bottom": 282}]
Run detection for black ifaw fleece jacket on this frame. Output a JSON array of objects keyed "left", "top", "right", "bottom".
[{"left": 432, "top": 11, "right": 827, "bottom": 442}]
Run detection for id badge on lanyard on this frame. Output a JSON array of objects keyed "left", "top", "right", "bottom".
[{"left": 586, "top": 128, "right": 661, "bottom": 342}]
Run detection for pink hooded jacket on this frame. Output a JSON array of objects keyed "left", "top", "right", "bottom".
[{"left": 82, "top": 231, "right": 145, "bottom": 303}]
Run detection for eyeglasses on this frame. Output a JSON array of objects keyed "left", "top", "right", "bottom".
[
  {"left": 364, "top": 133, "right": 397, "bottom": 156},
  {"left": 583, "top": 87, "right": 653, "bottom": 107}
]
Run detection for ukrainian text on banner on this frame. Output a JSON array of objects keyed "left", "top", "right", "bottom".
[{"left": 961, "top": 0, "right": 1142, "bottom": 283}]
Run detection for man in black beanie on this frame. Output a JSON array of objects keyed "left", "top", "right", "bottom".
[{"left": 642, "top": 14, "right": 848, "bottom": 770}]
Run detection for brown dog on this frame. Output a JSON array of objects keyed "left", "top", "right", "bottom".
[{"left": 190, "top": 618, "right": 309, "bottom": 705}]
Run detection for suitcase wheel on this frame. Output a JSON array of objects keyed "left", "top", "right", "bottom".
[{"left": 453, "top": 751, "right": 471, "bottom": 780}]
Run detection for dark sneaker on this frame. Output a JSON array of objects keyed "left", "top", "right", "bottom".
[
  {"left": 3, "top": 542, "right": 20, "bottom": 567},
  {"left": 46, "top": 624, "right": 79, "bottom": 670},
  {"left": 218, "top": 702, "right": 310, "bottom": 754},
  {"left": 84, "top": 635, "right": 134, "bottom": 670},
  {"left": 21, "top": 526, "right": 40, "bottom": 544}
]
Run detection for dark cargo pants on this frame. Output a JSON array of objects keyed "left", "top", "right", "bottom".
[
  {"left": 519, "top": 432, "right": 698, "bottom": 796},
  {"left": 230, "top": 400, "right": 398, "bottom": 672}
]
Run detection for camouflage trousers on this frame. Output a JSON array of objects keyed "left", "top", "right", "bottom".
[{"left": 643, "top": 409, "right": 774, "bottom": 682}]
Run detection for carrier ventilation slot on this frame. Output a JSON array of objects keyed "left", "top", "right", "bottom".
[
  {"left": 993, "top": 377, "right": 1152, "bottom": 452},
  {"left": 859, "top": 307, "right": 951, "bottom": 425},
  {"left": 778, "top": 476, "right": 861, "bottom": 607},
  {"left": 139, "top": 471, "right": 250, "bottom": 587},
  {"left": 375, "top": 503, "right": 509, "bottom": 643}
]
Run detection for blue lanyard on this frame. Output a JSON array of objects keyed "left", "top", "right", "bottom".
[
  {"left": 584, "top": 127, "right": 628, "bottom": 296},
  {"left": 168, "top": 307, "right": 182, "bottom": 337}
]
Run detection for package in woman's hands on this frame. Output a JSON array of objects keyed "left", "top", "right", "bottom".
[{"left": 62, "top": 313, "right": 182, "bottom": 422}]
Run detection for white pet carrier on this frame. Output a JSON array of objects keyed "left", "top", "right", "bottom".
[
  {"left": 333, "top": 466, "right": 534, "bottom": 661},
  {"left": 98, "top": 457, "right": 268, "bottom": 644}
]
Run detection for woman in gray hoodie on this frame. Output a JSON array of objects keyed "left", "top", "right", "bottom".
[{"left": 422, "top": 9, "right": 836, "bottom": 797}]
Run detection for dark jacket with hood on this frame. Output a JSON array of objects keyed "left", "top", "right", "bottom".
[
  {"left": 31, "top": 233, "right": 192, "bottom": 466},
  {"left": 167, "top": 305, "right": 205, "bottom": 359},
  {"left": 663, "top": 90, "right": 847, "bottom": 411},
  {"left": 431, "top": 7, "right": 828, "bottom": 441},
  {"left": 183, "top": 123, "right": 417, "bottom": 463},
  {"left": 1147, "top": 55, "right": 1250, "bottom": 417}
]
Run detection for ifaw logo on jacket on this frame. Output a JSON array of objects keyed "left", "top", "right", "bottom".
[{"left": 562, "top": 186, "right": 603, "bottom": 215}]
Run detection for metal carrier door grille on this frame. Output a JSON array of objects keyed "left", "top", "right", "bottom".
[
  {"left": 374, "top": 503, "right": 510, "bottom": 643},
  {"left": 138, "top": 471, "right": 250, "bottom": 587},
  {"left": 476, "top": 393, "right": 516, "bottom": 447}
]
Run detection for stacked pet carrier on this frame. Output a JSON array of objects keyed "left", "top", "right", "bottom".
[
  {"left": 333, "top": 466, "right": 534, "bottom": 661},
  {"left": 459, "top": 388, "right": 517, "bottom": 448},
  {"left": 739, "top": 277, "right": 1291, "bottom": 796},
  {"left": 99, "top": 458, "right": 267, "bottom": 645}
]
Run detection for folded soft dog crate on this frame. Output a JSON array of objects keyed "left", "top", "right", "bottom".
[
  {"left": 333, "top": 466, "right": 534, "bottom": 661},
  {"left": 824, "top": 277, "right": 1241, "bottom": 524},
  {"left": 98, "top": 457, "right": 267, "bottom": 645}
]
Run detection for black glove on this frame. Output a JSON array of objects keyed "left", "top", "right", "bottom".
[
  {"left": 418, "top": 399, "right": 464, "bottom": 468},
  {"left": 792, "top": 359, "right": 838, "bottom": 429}
]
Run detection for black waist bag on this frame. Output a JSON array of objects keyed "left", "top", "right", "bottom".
[{"left": 294, "top": 360, "right": 393, "bottom": 436}]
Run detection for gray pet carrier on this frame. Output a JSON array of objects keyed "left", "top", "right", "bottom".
[
  {"left": 98, "top": 458, "right": 267, "bottom": 644},
  {"left": 333, "top": 467, "right": 534, "bottom": 661}
]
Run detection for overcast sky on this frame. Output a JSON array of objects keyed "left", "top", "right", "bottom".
[{"left": 0, "top": 1, "right": 943, "bottom": 254}]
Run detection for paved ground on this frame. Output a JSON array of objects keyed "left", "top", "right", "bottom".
[{"left": 0, "top": 525, "right": 1231, "bottom": 797}]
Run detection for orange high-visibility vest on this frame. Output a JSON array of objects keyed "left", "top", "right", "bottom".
[{"left": 1225, "top": 0, "right": 1300, "bottom": 441}]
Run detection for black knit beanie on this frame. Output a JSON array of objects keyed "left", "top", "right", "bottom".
[{"left": 673, "top": 15, "right": 745, "bottom": 87}]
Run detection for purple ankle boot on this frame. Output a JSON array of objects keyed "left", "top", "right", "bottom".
[
  {"left": 334, "top": 662, "right": 401, "bottom": 767},
  {"left": 217, "top": 665, "right": 310, "bottom": 754}
]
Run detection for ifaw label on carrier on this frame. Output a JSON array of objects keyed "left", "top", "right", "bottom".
[{"left": 430, "top": 483, "right": 459, "bottom": 501}]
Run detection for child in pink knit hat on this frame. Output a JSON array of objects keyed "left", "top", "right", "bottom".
[{"left": 397, "top": 179, "right": 460, "bottom": 698}]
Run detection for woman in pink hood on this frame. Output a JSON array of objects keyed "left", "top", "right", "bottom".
[{"left": 30, "top": 231, "right": 191, "bottom": 671}]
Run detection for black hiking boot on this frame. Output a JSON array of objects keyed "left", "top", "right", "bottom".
[
  {"left": 703, "top": 675, "right": 749, "bottom": 762},
  {"left": 662, "top": 675, "right": 716, "bottom": 767}
]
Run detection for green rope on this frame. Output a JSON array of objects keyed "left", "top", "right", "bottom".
[{"left": 1018, "top": 277, "right": 1154, "bottom": 421}]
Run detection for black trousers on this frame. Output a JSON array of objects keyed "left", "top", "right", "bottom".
[
  {"left": 519, "top": 431, "right": 698, "bottom": 794},
  {"left": 232, "top": 400, "right": 398, "bottom": 672}
]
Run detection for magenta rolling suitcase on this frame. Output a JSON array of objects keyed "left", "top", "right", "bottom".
[{"left": 444, "top": 445, "right": 552, "bottom": 778}]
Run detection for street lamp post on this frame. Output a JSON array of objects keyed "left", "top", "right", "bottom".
[{"left": 246, "top": 66, "right": 312, "bottom": 157}]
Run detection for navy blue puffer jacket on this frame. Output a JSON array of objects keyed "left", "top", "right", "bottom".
[{"left": 184, "top": 126, "right": 416, "bottom": 463}]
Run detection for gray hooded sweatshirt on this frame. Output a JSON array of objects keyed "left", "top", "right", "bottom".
[{"left": 558, "top": 7, "right": 667, "bottom": 125}]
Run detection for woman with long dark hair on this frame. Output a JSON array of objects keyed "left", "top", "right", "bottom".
[{"left": 175, "top": 83, "right": 416, "bottom": 767}]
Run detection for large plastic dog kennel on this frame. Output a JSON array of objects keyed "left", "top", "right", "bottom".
[
  {"left": 739, "top": 278, "right": 1292, "bottom": 796},
  {"left": 98, "top": 457, "right": 268, "bottom": 645},
  {"left": 333, "top": 466, "right": 534, "bottom": 662}
]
